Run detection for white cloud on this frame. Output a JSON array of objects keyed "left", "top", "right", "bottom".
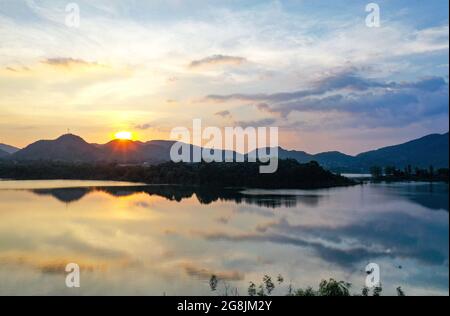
[{"left": 0, "top": 0, "right": 448, "bottom": 151}]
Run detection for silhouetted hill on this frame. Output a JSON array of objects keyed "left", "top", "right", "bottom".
[
  {"left": 0, "top": 143, "right": 19, "bottom": 154},
  {"left": 12, "top": 134, "right": 104, "bottom": 162},
  {"left": 100, "top": 139, "right": 188, "bottom": 164},
  {"left": 313, "top": 151, "right": 357, "bottom": 170},
  {"left": 356, "top": 133, "right": 449, "bottom": 170},
  {"left": 8, "top": 132, "right": 449, "bottom": 172},
  {"left": 101, "top": 139, "right": 146, "bottom": 162},
  {"left": 0, "top": 148, "right": 9, "bottom": 158},
  {"left": 277, "top": 148, "right": 312, "bottom": 162},
  {"left": 257, "top": 133, "right": 449, "bottom": 172}
]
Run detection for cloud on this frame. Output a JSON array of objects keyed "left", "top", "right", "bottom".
[
  {"left": 189, "top": 55, "right": 246, "bottom": 68},
  {"left": 402, "top": 76, "right": 447, "bottom": 92},
  {"left": 234, "top": 118, "right": 277, "bottom": 127},
  {"left": 205, "top": 72, "right": 449, "bottom": 127},
  {"left": 0, "top": 1, "right": 448, "bottom": 153},
  {"left": 42, "top": 58, "right": 100, "bottom": 68},
  {"left": 3, "top": 65, "right": 31, "bottom": 73},
  {"left": 5, "top": 67, "right": 18, "bottom": 72},
  {"left": 255, "top": 103, "right": 283, "bottom": 118},
  {"left": 214, "top": 110, "right": 232, "bottom": 118},
  {"left": 205, "top": 70, "right": 394, "bottom": 103},
  {"left": 134, "top": 123, "right": 154, "bottom": 130}
]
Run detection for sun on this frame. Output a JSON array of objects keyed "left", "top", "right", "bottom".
[{"left": 114, "top": 131, "right": 133, "bottom": 140}]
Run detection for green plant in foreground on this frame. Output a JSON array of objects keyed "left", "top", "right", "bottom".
[{"left": 209, "top": 274, "right": 406, "bottom": 296}]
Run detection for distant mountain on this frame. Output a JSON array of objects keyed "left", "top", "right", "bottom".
[
  {"left": 100, "top": 139, "right": 175, "bottom": 164},
  {"left": 249, "top": 147, "right": 360, "bottom": 172},
  {"left": 356, "top": 132, "right": 449, "bottom": 170},
  {"left": 0, "top": 143, "right": 19, "bottom": 154},
  {"left": 0, "top": 148, "right": 9, "bottom": 158},
  {"left": 7, "top": 132, "right": 449, "bottom": 172},
  {"left": 313, "top": 151, "right": 357, "bottom": 171},
  {"left": 12, "top": 134, "right": 104, "bottom": 162},
  {"left": 255, "top": 132, "right": 449, "bottom": 172},
  {"left": 277, "top": 148, "right": 312, "bottom": 162}
]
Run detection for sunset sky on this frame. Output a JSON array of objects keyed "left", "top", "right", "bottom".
[{"left": 0, "top": 0, "right": 448, "bottom": 154}]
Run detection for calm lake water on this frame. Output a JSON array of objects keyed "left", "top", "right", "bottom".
[{"left": 0, "top": 180, "right": 448, "bottom": 296}]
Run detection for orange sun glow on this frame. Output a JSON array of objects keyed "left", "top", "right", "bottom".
[{"left": 114, "top": 131, "right": 133, "bottom": 140}]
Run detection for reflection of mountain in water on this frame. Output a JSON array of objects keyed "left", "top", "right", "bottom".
[
  {"left": 30, "top": 182, "right": 449, "bottom": 211},
  {"left": 30, "top": 185, "right": 323, "bottom": 209},
  {"left": 385, "top": 183, "right": 449, "bottom": 211},
  {"left": 32, "top": 188, "right": 91, "bottom": 203}
]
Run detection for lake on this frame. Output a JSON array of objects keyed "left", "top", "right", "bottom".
[{"left": 0, "top": 180, "right": 448, "bottom": 296}]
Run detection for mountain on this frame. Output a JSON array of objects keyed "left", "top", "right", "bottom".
[
  {"left": 12, "top": 134, "right": 104, "bottom": 162},
  {"left": 0, "top": 143, "right": 20, "bottom": 154},
  {"left": 254, "top": 133, "right": 449, "bottom": 172},
  {"left": 356, "top": 132, "right": 449, "bottom": 170},
  {"left": 101, "top": 139, "right": 146, "bottom": 162},
  {"left": 0, "top": 148, "right": 9, "bottom": 158},
  {"left": 277, "top": 148, "right": 312, "bottom": 162},
  {"left": 8, "top": 132, "right": 449, "bottom": 172},
  {"left": 99, "top": 140, "right": 181, "bottom": 164},
  {"left": 313, "top": 151, "right": 358, "bottom": 171}
]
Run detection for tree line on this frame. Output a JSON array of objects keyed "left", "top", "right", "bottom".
[
  {"left": 209, "top": 274, "right": 406, "bottom": 297},
  {"left": 0, "top": 159, "right": 354, "bottom": 189},
  {"left": 370, "top": 165, "right": 449, "bottom": 182}
]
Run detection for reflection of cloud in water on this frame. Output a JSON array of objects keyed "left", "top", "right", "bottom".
[
  {"left": 46, "top": 232, "right": 128, "bottom": 260},
  {"left": 196, "top": 204, "right": 448, "bottom": 269},
  {"left": 1, "top": 181, "right": 447, "bottom": 295},
  {"left": 0, "top": 254, "right": 107, "bottom": 275},
  {"left": 267, "top": 213, "right": 449, "bottom": 266},
  {"left": 180, "top": 262, "right": 244, "bottom": 281},
  {"left": 197, "top": 231, "right": 390, "bottom": 268}
]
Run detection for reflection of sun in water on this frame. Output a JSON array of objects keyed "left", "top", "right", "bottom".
[{"left": 114, "top": 131, "right": 133, "bottom": 140}]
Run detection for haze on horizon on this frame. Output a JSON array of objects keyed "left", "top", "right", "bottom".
[{"left": 0, "top": 0, "right": 449, "bottom": 155}]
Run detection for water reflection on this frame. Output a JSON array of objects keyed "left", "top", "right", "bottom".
[
  {"left": 0, "top": 181, "right": 448, "bottom": 295},
  {"left": 379, "top": 182, "right": 449, "bottom": 211},
  {"left": 30, "top": 185, "right": 323, "bottom": 209}
]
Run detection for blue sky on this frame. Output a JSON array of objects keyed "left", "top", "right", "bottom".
[{"left": 0, "top": 0, "right": 448, "bottom": 154}]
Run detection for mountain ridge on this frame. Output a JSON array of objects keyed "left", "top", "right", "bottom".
[
  {"left": 0, "top": 143, "right": 20, "bottom": 154},
  {"left": 4, "top": 132, "right": 449, "bottom": 172},
  {"left": 0, "top": 148, "right": 9, "bottom": 158}
]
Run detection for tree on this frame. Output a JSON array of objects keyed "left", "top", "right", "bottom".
[
  {"left": 429, "top": 165, "right": 435, "bottom": 177},
  {"left": 372, "top": 285, "right": 383, "bottom": 296},
  {"left": 318, "top": 279, "right": 351, "bottom": 296},
  {"left": 248, "top": 282, "right": 256, "bottom": 296},
  {"left": 370, "top": 166, "right": 383, "bottom": 178},
  {"left": 361, "top": 287, "right": 370, "bottom": 296},
  {"left": 257, "top": 284, "right": 266, "bottom": 296},
  {"left": 209, "top": 275, "right": 218, "bottom": 292},
  {"left": 396, "top": 287, "right": 406, "bottom": 297},
  {"left": 277, "top": 274, "right": 284, "bottom": 284},
  {"left": 294, "top": 287, "right": 317, "bottom": 296},
  {"left": 407, "top": 165, "right": 412, "bottom": 176},
  {"left": 384, "top": 166, "right": 396, "bottom": 177},
  {"left": 263, "top": 275, "right": 275, "bottom": 295}
]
